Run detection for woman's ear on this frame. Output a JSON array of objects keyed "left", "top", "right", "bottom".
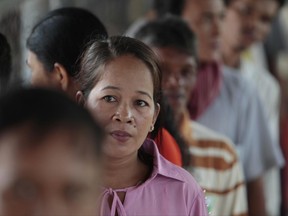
[
  {"left": 76, "top": 91, "right": 86, "bottom": 107},
  {"left": 153, "top": 103, "right": 161, "bottom": 125},
  {"left": 53, "top": 63, "right": 69, "bottom": 92}
]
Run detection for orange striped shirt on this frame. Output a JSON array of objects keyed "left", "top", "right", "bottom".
[{"left": 181, "top": 111, "right": 248, "bottom": 216}]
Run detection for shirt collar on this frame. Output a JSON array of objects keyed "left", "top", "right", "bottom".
[{"left": 142, "top": 138, "right": 186, "bottom": 183}]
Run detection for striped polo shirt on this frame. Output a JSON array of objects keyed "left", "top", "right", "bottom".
[{"left": 181, "top": 111, "right": 248, "bottom": 216}]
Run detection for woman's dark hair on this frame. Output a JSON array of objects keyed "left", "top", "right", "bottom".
[
  {"left": 0, "top": 33, "right": 12, "bottom": 95},
  {"left": 134, "top": 15, "right": 197, "bottom": 57},
  {"left": 26, "top": 7, "right": 108, "bottom": 78},
  {"left": 78, "top": 36, "right": 162, "bottom": 106},
  {"left": 161, "top": 96, "right": 190, "bottom": 167},
  {"left": 0, "top": 87, "right": 105, "bottom": 156},
  {"left": 78, "top": 36, "right": 162, "bottom": 165}
]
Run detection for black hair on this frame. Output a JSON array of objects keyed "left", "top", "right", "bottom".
[
  {"left": 153, "top": 0, "right": 185, "bottom": 17},
  {"left": 0, "top": 33, "right": 12, "bottom": 95},
  {"left": 223, "top": 0, "right": 231, "bottom": 6},
  {"left": 26, "top": 7, "right": 108, "bottom": 78},
  {"left": 153, "top": 0, "right": 286, "bottom": 16},
  {"left": 159, "top": 96, "right": 190, "bottom": 167},
  {"left": 134, "top": 15, "right": 197, "bottom": 57},
  {"left": 223, "top": 0, "right": 285, "bottom": 10},
  {"left": 0, "top": 87, "right": 105, "bottom": 156},
  {"left": 276, "top": 0, "right": 286, "bottom": 8}
]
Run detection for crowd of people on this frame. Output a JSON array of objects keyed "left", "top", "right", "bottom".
[{"left": 0, "top": 0, "right": 287, "bottom": 215}]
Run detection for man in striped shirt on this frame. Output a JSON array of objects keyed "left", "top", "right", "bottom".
[{"left": 135, "top": 16, "right": 248, "bottom": 216}]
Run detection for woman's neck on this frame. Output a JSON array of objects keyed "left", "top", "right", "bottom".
[{"left": 101, "top": 153, "right": 149, "bottom": 189}]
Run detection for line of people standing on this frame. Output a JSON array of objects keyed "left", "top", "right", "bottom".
[{"left": 0, "top": 0, "right": 286, "bottom": 215}]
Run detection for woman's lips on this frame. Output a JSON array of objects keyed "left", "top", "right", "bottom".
[{"left": 110, "top": 130, "right": 132, "bottom": 142}]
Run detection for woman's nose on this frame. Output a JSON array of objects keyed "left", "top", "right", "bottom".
[{"left": 112, "top": 105, "right": 135, "bottom": 124}]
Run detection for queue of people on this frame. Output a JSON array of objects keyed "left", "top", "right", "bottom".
[{"left": 0, "top": 0, "right": 287, "bottom": 215}]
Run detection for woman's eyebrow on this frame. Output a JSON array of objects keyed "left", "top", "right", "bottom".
[{"left": 137, "top": 91, "right": 152, "bottom": 100}]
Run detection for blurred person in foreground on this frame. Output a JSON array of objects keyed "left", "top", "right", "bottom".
[{"left": 0, "top": 88, "right": 105, "bottom": 216}]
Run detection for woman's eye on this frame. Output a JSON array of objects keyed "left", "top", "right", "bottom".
[
  {"left": 136, "top": 100, "right": 148, "bottom": 107},
  {"left": 103, "top": 96, "right": 116, "bottom": 102}
]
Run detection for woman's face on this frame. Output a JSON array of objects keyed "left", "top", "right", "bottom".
[{"left": 85, "top": 55, "right": 159, "bottom": 159}]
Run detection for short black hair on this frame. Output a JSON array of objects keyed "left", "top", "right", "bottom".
[
  {"left": 223, "top": 0, "right": 231, "bottom": 6},
  {"left": 277, "top": 0, "right": 286, "bottom": 8},
  {"left": 134, "top": 15, "right": 196, "bottom": 56},
  {"left": 0, "top": 33, "right": 12, "bottom": 94},
  {"left": 27, "top": 7, "right": 108, "bottom": 78},
  {"left": 0, "top": 88, "right": 105, "bottom": 156},
  {"left": 153, "top": 0, "right": 185, "bottom": 17},
  {"left": 224, "top": 0, "right": 285, "bottom": 7},
  {"left": 153, "top": 0, "right": 285, "bottom": 16}
]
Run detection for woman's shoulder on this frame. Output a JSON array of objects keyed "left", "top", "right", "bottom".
[
  {"left": 150, "top": 155, "right": 206, "bottom": 205},
  {"left": 144, "top": 139, "right": 202, "bottom": 190},
  {"left": 140, "top": 140, "right": 208, "bottom": 215}
]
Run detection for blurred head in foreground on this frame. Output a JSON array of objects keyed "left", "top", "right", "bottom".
[{"left": 0, "top": 88, "right": 105, "bottom": 216}]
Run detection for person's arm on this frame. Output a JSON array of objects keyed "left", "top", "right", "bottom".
[
  {"left": 247, "top": 177, "right": 266, "bottom": 216},
  {"left": 188, "top": 191, "right": 209, "bottom": 216},
  {"left": 236, "top": 80, "right": 283, "bottom": 215},
  {"left": 226, "top": 148, "right": 248, "bottom": 215}
]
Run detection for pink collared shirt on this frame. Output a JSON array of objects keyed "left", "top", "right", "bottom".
[{"left": 99, "top": 139, "right": 208, "bottom": 216}]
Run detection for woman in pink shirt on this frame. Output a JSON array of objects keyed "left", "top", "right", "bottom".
[{"left": 76, "top": 36, "right": 208, "bottom": 215}]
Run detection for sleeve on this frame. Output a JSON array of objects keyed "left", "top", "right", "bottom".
[
  {"left": 269, "top": 77, "right": 281, "bottom": 148},
  {"left": 187, "top": 187, "right": 209, "bottom": 216},
  {"left": 227, "top": 158, "right": 248, "bottom": 215},
  {"left": 182, "top": 171, "right": 209, "bottom": 215},
  {"left": 236, "top": 82, "right": 284, "bottom": 181}
]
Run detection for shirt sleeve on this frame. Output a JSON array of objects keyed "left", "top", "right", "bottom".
[
  {"left": 236, "top": 83, "right": 284, "bottom": 181},
  {"left": 187, "top": 187, "right": 209, "bottom": 216}
]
